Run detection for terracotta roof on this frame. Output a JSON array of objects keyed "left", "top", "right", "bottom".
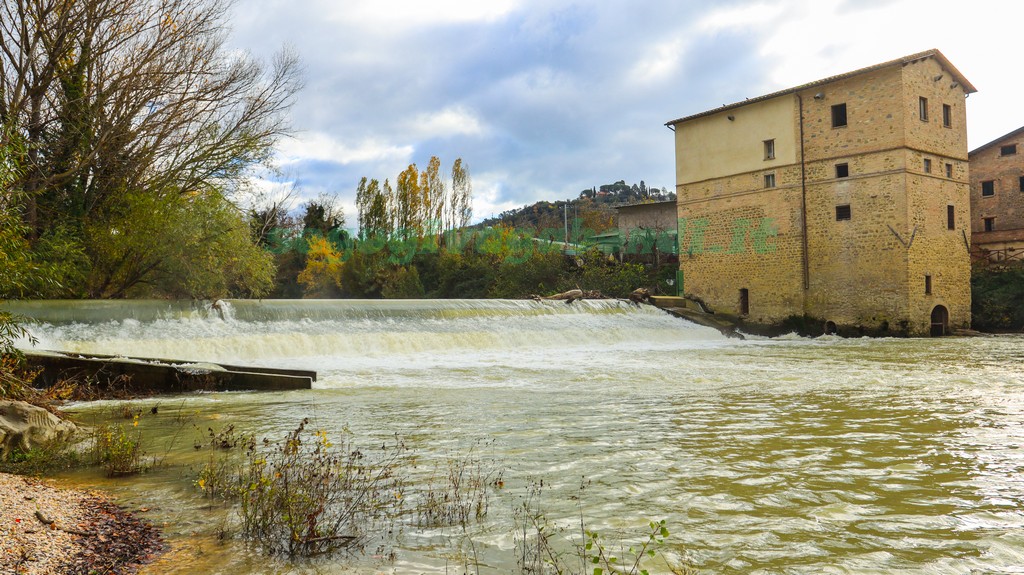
[
  {"left": 969, "top": 125, "right": 1024, "bottom": 156},
  {"left": 665, "top": 49, "right": 976, "bottom": 127}
]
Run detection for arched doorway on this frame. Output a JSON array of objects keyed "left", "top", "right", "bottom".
[
  {"left": 824, "top": 320, "right": 837, "bottom": 335},
  {"left": 930, "top": 305, "right": 949, "bottom": 337}
]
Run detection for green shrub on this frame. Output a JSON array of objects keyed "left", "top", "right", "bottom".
[{"left": 92, "top": 419, "right": 147, "bottom": 477}]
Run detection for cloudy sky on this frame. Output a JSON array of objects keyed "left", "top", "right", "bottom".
[{"left": 227, "top": 0, "right": 1024, "bottom": 223}]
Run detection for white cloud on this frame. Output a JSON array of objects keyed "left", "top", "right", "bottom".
[
  {"left": 276, "top": 133, "right": 414, "bottom": 166},
  {"left": 327, "top": 0, "right": 521, "bottom": 27},
  {"left": 410, "top": 106, "right": 486, "bottom": 138},
  {"left": 628, "top": 35, "right": 692, "bottom": 86}
]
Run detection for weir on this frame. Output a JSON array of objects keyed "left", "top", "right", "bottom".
[{"left": 4, "top": 298, "right": 727, "bottom": 392}]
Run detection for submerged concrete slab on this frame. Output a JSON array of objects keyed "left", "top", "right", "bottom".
[{"left": 23, "top": 351, "right": 314, "bottom": 394}]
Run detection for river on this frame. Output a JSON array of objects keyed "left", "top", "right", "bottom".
[{"left": 13, "top": 299, "right": 1024, "bottom": 574}]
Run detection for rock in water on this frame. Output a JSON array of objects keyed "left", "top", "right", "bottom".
[{"left": 0, "top": 401, "right": 78, "bottom": 459}]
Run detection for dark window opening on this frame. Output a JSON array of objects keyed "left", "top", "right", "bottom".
[
  {"left": 947, "top": 205, "right": 955, "bottom": 230},
  {"left": 984, "top": 217, "right": 995, "bottom": 232},
  {"left": 1002, "top": 144, "right": 1018, "bottom": 156},
  {"left": 943, "top": 104, "right": 952, "bottom": 127},
  {"left": 836, "top": 204, "right": 851, "bottom": 221},
  {"left": 764, "top": 173, "right": 776, "bottom": 188},
  {"left": 739, "top": 288, "right": 749, "bottom": 316},
  {"left": 982, "top": 180, "right": 995, "bottom": 197},
  {"left": 824, "top": 321, "right": 837, "bottom": 335},
  {"left": 924, "top": 158, "right": 932, "bottom": 173},
  {"left": 831, "top": 103, "right": 847, "bottom": 128},
  {"left": 1019, "top": 176, "right": 1024, "bottom": 192},
  {"left": 763, "top": 139, "right": 775, "bottom": 160},
  {"left": 919, "top": 97, "right": 929, "bottom": 121},
  {"left": 925, "top": 275, "right": 932, "bottom": 295},
  {"left": 836, "top": 163, "right": 849, "bottom": 178},
  {"left": 945, "top": 163, "right": 953, "bottom": 178}
]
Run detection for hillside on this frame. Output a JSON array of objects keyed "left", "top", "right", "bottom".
[{"left": 480, "top": 180, "right": 675, "bottom": 232}]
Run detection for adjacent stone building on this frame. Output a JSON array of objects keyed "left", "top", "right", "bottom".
[
  {"left": 666, "top": 50, "right": 975, "bottom": 336},
  {"left": 968, "top": 127, "right": 1024, "bottom": 260}
]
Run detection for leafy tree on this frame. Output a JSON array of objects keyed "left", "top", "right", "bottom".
[
  {"left": 297, "top": 235, "right": 344, "bottom": 298},
  {"left": 972, "top": 265, "right": 1024, "bottom": 331},
  {"left": 0, "top": 0, "right": 300, "bottom": 298}
]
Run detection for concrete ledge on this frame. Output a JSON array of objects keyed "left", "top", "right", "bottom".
[{"left": 23, "top": 351, "right": 314, "bottom": 394}]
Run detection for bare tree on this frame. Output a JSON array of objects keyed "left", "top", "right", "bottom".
[{"left": 0, "top": 0, "right": 300, "bottom": 233}]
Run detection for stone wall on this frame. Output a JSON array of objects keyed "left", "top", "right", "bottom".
[{"left": 673, "top": 53, "right": 973, "bottom": 336}]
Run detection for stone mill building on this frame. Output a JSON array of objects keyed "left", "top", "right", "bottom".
[{"left": 666, "top": 49, "right": 974, "bottom": 336}]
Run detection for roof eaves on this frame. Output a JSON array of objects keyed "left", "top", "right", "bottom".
[
  {"left": 665, "top": 49, "right": 976, "bottom": 127},
  {"left": 970, "top": 125, "right": 1024, "bottom": 156}
]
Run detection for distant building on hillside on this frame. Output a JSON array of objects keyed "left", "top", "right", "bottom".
[
  {"left": 968, "top": 127, "right": 1024, "bottom": 262},
  {"left": 666, "top": 49, "right": 975, "bottom": 336},
  {"left": 588, "top": 200, "right": 677, "bottom": 260}
]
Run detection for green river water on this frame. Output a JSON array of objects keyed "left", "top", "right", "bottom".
[{"left": 11, "top": 299, "right": 1024, "bottom": 574}]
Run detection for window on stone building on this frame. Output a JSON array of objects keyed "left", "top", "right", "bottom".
[
  {"left": 984, "top": 217, "right": 995, "bottom": 232},
  {"left": 919, "top": 97, "right": 929, "bottom": 121},
  {"left": 943, "top": 104, "right": 952, "bottom": 128},
  {"left": 1019, "top": 176, "right": 1024, "bottom": 192},
  {"left": 1001, "top": 144, "right": 1017, "bottom": 156},
  {"left": 924, "top": 158, "right": 932, "bottom": 173},
  {"left": 739, "top": 288, "right": 750, "bottom": 316},
  {"left": 764, "top": 173, "right": 776, "bottom": 188},
  {"left": 831, "top": 103, "right": 847, "bottom": 128},
  {"left": 835, "top": 163, "right": 849, "bottom": 178},
  {"left": 982, "top": 180, "right": 995, "bottom": 197},
  {"left": 925, "top": 275, "right": 932, "bottom": 295},
  {"left": 835, "top": 204, "right": 851, "bottom": 221},
  {"left": 763, "top": 139, "right": 775, "bottom": 160},
  {"left": 946, "top": 163, "right": 953, "bottom": 178},
  {"left": 947, "top": 205, "right": 955, "bottom": 230}
]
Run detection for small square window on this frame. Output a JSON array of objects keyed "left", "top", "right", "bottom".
[
  {"left": 835, "top": 204, "right": 851, "bottom": 221},
  {"left": 947, "top": 205, "right": 955, "bottom": 230},
  {"left": 984, "top": 217, "right": 995, "bottom": 232},
  {"left": 919, "top": 97, "right": 929, "bottom": 121},
  {"left": 942, "top": 104, "right": 952, "bottom": 128},
  {"left": 923, "top": 158, "right": 932, "bottom": 173},
  {"left": 945, "top": 163, "right": 953, "bottom": 178},
  {"left": 835, "top": 163, "right": 849, "bottom": 178},
  {"left": 925, "top": 275, "right": 932, "bottom": 295},
  {"left": 763, "top": 139, "right": 775, "bottom": 160},
  {"left": 1001, "top": 144, "right": 1017, "bottom": 156},
  {"left": 764, "top": 173, "right": 776, "bottom": 188},
  {"left": 831, "top": 103, "right": 847, "bottom": 128},
  {"left": 982, "top": 181, "right": 995, "bottom": 197}
]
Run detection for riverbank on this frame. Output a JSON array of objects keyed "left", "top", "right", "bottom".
[{"left": 0, "top": 472, "right": 164, "bottom": 575}]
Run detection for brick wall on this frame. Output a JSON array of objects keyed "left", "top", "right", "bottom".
[{"left": 970, "top": 130, "right": 1024, "bottom": 250}]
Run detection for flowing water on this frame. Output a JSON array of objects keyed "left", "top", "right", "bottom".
[{"left": 11, "top": 299, "right": 1024, "bottom": 574}]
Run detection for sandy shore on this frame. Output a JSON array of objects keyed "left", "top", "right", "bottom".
[{"left": 0, "top": 472, "right": 164, "bottom": 575}]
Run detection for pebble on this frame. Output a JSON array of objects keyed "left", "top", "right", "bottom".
[{"left": 0, "top": 472, "right": 164, "bottom": 575}]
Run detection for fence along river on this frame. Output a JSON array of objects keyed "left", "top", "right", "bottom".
[{"left": 13, "top": 298, "right": 1024, "bottom": 574}]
